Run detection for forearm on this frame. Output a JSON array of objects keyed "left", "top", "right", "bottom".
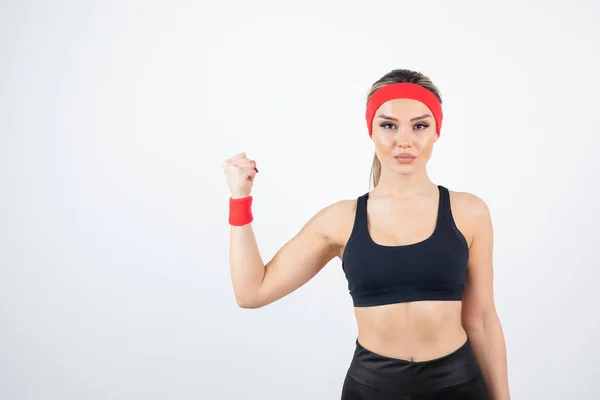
[
  {"left": 465, "top": 316, "right": 510, "bottom": 400},
  {"left": 230, "top": 224, "right": 265, "bottom": 307}
]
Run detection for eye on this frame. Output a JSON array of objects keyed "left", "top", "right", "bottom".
[
  {"left": 414, "top": 122, "right": 430, "bottom": 130},
  {"left": 380, "top": 122, "right": 396, "bottom": 130}
]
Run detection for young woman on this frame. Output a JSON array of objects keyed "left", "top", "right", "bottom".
[{"left": 223, "top": 69, "right": 510, "bottom": 399}]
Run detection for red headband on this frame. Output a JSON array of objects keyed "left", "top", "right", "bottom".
[{"left": 365, "top": 82, "right": 443, "bottom": 137}]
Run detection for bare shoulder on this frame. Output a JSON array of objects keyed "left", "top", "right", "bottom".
[
  {"left": 447, "top": 189, "right": 491, "bottom": 248},
  {"left": 309, "top": 198, "right": 358, "bottom": 258},
  {"left": 448, "top": 189, "right": 490, "bottom": 217}
]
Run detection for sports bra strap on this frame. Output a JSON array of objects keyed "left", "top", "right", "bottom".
[
  {"left": 352, "top": 193, "right": 369, "bottom": 234},
  {"left": 437, "top": 185, "right": 452, "bottom": 223}
]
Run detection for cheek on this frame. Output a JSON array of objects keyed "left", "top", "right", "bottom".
[
  {"left": 410, "top": 137, "right": 433, "bottom": 157},
  {"left": 420, "top": 141, "right": 436, "bottom": 157},
  {"left": 417, "top": 133, "right": 436, "bottom": 147},
  {"left": 373, "top": 138, "right": 393, "bottom": 153}
]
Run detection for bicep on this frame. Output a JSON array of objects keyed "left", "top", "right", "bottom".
[{"left": 254, "top": 204, "right": 341, "bottom": 308}]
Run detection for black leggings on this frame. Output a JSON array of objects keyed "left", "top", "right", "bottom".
[{"left": 341, "top": 338, "right": 489, "bottom": 399}]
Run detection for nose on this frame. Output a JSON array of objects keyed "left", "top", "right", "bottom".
[{"left": 395, "top": 126, "right": 413, "bottom": 147}]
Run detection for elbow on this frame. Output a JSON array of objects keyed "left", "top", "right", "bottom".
[
  {"left": 462, "top": 309, "right": 500, "bottom": 332},
  {"left": 462, "top": 321, "right": 485, "bottom": 333},
  {"left": 235, "top": 284, "right": 269, "bottom": 309},
  {"left": 235, "top": 295, "right": 262, "bottom": 309},
  {"left": 237, "top": 300, "right": 260, "bottom": 309},
  {"left": 462, "top": 315, "right": 488, "bottom": 332}
]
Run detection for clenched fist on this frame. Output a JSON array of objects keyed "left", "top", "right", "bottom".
[{"left": 223, "top": 153, "right": 259, "bottom": 199}]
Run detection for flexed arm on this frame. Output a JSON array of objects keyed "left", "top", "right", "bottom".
[{"left": 223, "top": 153, "right": 341, "bottom": 309}]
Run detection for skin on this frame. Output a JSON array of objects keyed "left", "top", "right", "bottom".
[
  {"left": 342, "top": 98, "right": 466, "bottom": 361},
  {"left": 228, "top": 98, "right": 510, "bottom": 399}
]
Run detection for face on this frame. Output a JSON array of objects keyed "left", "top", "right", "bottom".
[{"left": 371, "top": 98, "right": 438, "bottom": 175}]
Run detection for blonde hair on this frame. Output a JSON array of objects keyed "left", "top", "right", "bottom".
[{"left": 366, "top": 69, "right": 443, "bottom": 188}]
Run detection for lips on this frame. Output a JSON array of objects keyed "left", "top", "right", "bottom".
[
  {"left": 394, "top": 153, "right": 416, "bottom": 159},
  {"left": 394, "top": 153, "right": 416, "bottom": 164}
]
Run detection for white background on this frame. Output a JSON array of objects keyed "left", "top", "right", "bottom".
[{"left": 2, "top": 0, "right": 599, "bottom": 398}]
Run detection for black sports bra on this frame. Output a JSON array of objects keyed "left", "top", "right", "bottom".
[{"left": 341, "top": 185, "right": 469, "bottom": 307}]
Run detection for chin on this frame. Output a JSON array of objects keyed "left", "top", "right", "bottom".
[{"left": 392, "top": 165, "right": 418, "bottom": 175}]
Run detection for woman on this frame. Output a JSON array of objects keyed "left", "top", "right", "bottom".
[{"left": 223, "top": 69, "right": 510, "bottom": 399}]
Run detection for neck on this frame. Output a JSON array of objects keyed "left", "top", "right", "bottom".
[{"left": 373, "top": 167, "right": 436, "bottom": 197}]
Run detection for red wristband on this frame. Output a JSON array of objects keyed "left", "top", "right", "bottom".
[{"left": 229, "top": 196, "right": 253, "bottom": 226}]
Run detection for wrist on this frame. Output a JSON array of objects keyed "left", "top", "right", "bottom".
[{"left": 229, "top": 195, "right": 253, "bottom": 226}]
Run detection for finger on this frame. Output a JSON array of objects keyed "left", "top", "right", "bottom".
[
  {"left": 224, "top": 154, "right": 246, "bottom": 166},
  {"left": 239, "top": 172, "right": 254, "bottom": 182},
  {"left": 231, "top": 159, "right": 256, "bottom": 169},
  {"left": 239, "top": 167, "right": 257, "bottom": 179},
  {"left": 239, "top": 165, "right": 256, "bottom": 175}
]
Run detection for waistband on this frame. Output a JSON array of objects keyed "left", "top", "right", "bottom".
[{"left": 347, "top": 338, "right": 481, "bottom": 395}]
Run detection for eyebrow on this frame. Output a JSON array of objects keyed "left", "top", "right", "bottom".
[{"left": 375, "top": 113, "right": 433, "bottom": 122}]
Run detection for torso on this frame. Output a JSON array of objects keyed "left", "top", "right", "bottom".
[{"left": 330, "top": 185, "right": 475, "bottom": 361}]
